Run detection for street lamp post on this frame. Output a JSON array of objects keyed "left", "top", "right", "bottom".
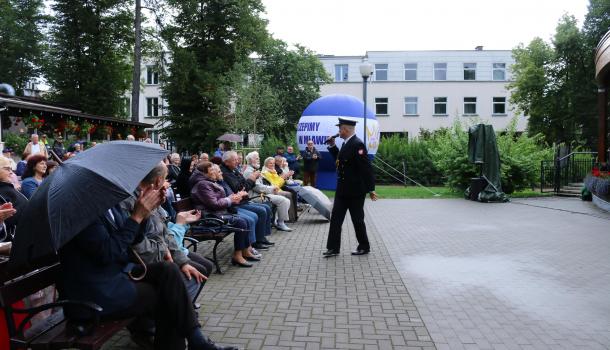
[{"left": 359, "top": 62, "right": 373, "bottom": 149}]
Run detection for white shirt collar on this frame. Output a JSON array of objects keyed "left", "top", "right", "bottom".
[{"left": 343, "top": 133, "right": 356, "bottom": 144}]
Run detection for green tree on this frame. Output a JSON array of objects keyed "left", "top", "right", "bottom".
[
  {"left": 0, "top": 0, "right": 47, "bottom": 94},
  {"left": 161, "top": 0, "right": 269, "bottom": 152},
  {"left": 256, "top": 39, "right": 331, "bottom": 136},
  {"left": 510, "top": 15, "right": 597, "bottom": 147},
  {"left": 44, "top": 0, "right": 133, "bottom": 118}
]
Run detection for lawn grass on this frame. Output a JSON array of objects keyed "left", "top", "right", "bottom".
[{"left": 321, "top": 185, "right": 553, "bottom": 199}]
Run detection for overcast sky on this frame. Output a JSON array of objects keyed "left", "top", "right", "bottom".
[{"left": 260, "top": 0, "right": 589, "bottom": 55}]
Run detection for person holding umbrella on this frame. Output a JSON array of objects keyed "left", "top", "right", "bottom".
[{"left": 9, "top": 142, "right": 237, "bottom": 350}]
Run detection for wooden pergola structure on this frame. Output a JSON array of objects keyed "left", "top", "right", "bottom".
[{"left": 594, "top": 31, "right": 610, "bottom": 164}]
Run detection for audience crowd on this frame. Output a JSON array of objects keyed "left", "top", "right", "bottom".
[{"left": 0, "top": 134, "right": 324, "bottom": 350}]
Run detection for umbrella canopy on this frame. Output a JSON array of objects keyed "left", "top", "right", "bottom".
[
  {"left": 9, "top": 141, "right": 168, "bottom": 269},
  {"left": 216, "top": 133, "right": 242, "bottom": 142},
  {"left": 296, "top": 186, "right": 332, "bottom": 220}
]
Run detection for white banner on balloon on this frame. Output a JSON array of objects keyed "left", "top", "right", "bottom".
[{"left": 296, "top": 115, "right": 380, "bottom": 155}]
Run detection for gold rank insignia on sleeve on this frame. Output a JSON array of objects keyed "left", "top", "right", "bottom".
[{"left": 335, "top": 159, "right": 339, "bottom": 168}]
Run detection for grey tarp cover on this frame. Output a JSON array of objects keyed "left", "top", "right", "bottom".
[
  {"left": 466, "top": 124, "right": 508, "bottom": 202},
  {"left": 296, "top": 186, "right": 332, "bottom": 220},
  {"left": 9, "top": 141, "right": 168, "bottom": 269}
]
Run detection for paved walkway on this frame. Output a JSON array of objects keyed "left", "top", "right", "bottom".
[{"left": 104, "top": 197, "right": 610, "bottom": 350}]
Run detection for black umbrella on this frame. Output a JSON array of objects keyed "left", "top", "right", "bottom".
[{"left": 9, "top": 141, "right": 168, "bottom": 269}]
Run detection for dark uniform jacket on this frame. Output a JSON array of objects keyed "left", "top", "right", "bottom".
[{"left": 328, "top": 135, "right": 375, "bottom": 197}]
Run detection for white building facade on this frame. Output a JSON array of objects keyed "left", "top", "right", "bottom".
[
  {"left": 122, "top": 60, "right": 167, "bottom": 143},
  {"left": 318, "top": 49, "right": 527, "bottom": 139}
]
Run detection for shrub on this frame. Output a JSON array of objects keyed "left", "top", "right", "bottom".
[
  {"left": 374, "top": 135, "right": 441, "bottom": 185},
  {"left": 3, "top": 132, "right": 29, "bottom": 156},
  {"left": 427, "top": 119, "right": 553, "bottom": 193},
  {"left": 259, "top": 131, "right": 298, "bottom": 159}
]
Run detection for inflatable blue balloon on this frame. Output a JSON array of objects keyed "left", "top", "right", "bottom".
[{"left": 297, "top": 94, "right": 380, "bottom": 190}]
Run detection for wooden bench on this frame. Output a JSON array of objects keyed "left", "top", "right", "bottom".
[
  {"left": 0, "top": 262, "right": 131, "bottom": 350},
  {"left": 172, "top": 197, "right": 235, "bottom": 274}
]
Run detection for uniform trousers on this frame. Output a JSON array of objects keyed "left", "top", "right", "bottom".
[{"left": 326, "top": 195, "right": 370, "bottom": 252}]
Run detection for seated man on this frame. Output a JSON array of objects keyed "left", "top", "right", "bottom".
[
  {"left": 57, "top": 165, "right": 236, "bottom": 350},
  {"left": 220, "top": 151, "right": 274, "bottom": 249},
  {"left": 119, "top": 163, "right": 214, "bottom": 303}
]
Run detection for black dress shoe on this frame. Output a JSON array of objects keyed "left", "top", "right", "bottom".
[
  {"left": 230, "top": 259, "right": 253, "bottom": 267},
  {"left": 245, "top": 255, "right": 261, "bottom": 262},
  {"left": 322, "top": 249, "right": 339, "bottom": 257},
  {"left": 351, "top": 249, "right": 370, "bottom": 256},
  {"left": 251, "top": 243, "right": 269, "bottom": 250},
  {"left": 260, "top": 239, "right": 275, "bottom": 246}
]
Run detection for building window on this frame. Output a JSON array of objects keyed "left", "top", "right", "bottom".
[
  {"left": 146, "top": 97, "right": 159, "bottom": 117},
  {"left": 375, "top": 97, "right": 389, "bottom": 115},
  {"left": 380, "top": 132, "right": 408, "bottom": 139},
  {"left": 404, "top": 63, "right": 417, "bottom": 80},
  {"left": 375, "top": 64, "right": 388, "bottom": 81},
  {"left": 334, "top": 64, "right": 348, "bottom": 82},
  {"left": 434, "top": 63, "right": 447, "bottom": 80},
  {"left": 121, "top": 98, "right": 131, "bottom": 117},
  {"left": 463, "top": 63, "right": 476, "bottom": 80},
  {"left": 146, "top": 66, "right": 159, "bottom": 85},
  {"left": 434, "top": 97, "right": 447, "bottom": 115},
  {"left": 463, "top": 97, "right": 477, "bottom": 115},
  {"left": 493, "top": 97, "right": 506, "bottom": 114},
  {"left": 493, "top": 63, "right": 506, "bottom": 80},
  {"left": 404, "top": 97, "right": 418, "bottom": 115}
]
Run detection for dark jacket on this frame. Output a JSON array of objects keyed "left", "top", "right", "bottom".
[
  {"left": 167, "top": 164, "right": 180, "bottom": 184},
  {"left": 328, "top": 135, "right": 375, "bottom": 197},
  {"left": 189, "top": 170, "right": 232, "bottom": 213},
  {"left": 52, "top": 141, "right": 66, "bottom": 160},
  {"left": 302, "top": 147, "right": 321, "bottom": 172},
  {"left": 220, "top": 163, "right": 255, "bottom": 193},
  {"left": 285, "top": 152, "right": 300, "bottom": 174},
  {"left": 57, "top": 206, "right": 143, "bottom": 318},
  {"left": 0, "top": 181, "right": 28, "bottom": 238}
]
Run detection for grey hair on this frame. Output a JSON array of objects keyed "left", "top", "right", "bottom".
[
  {"left": 222, "top": 150, "right": 238, "bottom": 162},
  {"left": 141, "top": 161, "right": 167, "bottom": 184},
  {"left": 245, "top": 151, "right": 259, "bottom": 164},
  {"left": 170, "top": 153, "right": 180, "bottom": 161},
  {"left": 263, "top": 157, "right": 275, "bottom": 166}
]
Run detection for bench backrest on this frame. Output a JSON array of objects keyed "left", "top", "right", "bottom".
[{"left": 0, "top": 263, "right": 58, "bottom": 308}]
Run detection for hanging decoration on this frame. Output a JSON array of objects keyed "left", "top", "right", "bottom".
[{"left": 24, "top": 115, "right": 45, "bottom": 129}]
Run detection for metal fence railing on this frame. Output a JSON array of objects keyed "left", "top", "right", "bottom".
[{"left": 540, "top": 152, "right": 597, "bottom": 193}]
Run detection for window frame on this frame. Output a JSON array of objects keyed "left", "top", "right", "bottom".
[
  {"left": 433, "top": 97, "right": 448, "bottom": 116},
  {"left": 403, "top": 63, "right": 417, "bottom": 81},
  {"left": 463, "top": 97, "right": 477, "bottom": 115},
  {"left": 146, "top": 66, "right": 159, "bottom": 85},
  {"left": 375, "top": 97, "right": 389, "bottom": 116},
  {"left": 146, "top": 97, "right": 160, "bottom": 117},
  {"left": 433, "top": 63, "right": 447, "bottom": 81},
  {"left": 403, "top": 96, "right": 418, "bottom": 116},
  {"left": 493, "top": 63, "right": 506, "bottom": 81},
  {"left": 374, "top": 64, "right": 388, "bottom": 81},
  {"left": 492, "top": 96, "right": 507, "bottom": 115},
  {"left": 334, "top": 64, "right": 349, "bottom": 82},
  {"left": 463, "top": 63, "right": 476, "bottom": 80}
]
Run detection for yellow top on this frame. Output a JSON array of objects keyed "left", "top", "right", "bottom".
[{"left": 261, "top": 168, "right": 285, "bottom": 188}]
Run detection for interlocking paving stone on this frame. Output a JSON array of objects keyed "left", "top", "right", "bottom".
[
  {"left": 368, "top": 197, "right": 610, "bottom": 350},
  {"left": 103, "top": 204, "right": 434, "bottom": 350}
]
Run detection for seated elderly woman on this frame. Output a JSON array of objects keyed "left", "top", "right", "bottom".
[
  {"left": 20, "top": 154, "right": 48, "bottom": 199},
  {"left": 0, "top": 156, "right": 27, "bottom": 240},
  {"left": 243, "top": 152, "right": 293, "bottom": 231},
  {"left": 189, "top": 161, "right": 260, "bottom": 267},
  {"left": 278, "top": 157, "right": 302, "bottom": 186},
  {"left": 261, "top": 157, "right": 299, "bottom": 222}
]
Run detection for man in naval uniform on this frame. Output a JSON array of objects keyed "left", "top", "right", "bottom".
[{"left": 323, "top": 118, "right": 377, "bottom": 258}]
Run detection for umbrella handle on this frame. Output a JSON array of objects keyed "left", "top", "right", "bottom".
[{"left": 128, "top": 248, "right": 147, "bottom": 281}]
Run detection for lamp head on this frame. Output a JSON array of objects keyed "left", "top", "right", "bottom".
[{"left": 359, "top": 62, "right": 373, "bottom": 78}]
